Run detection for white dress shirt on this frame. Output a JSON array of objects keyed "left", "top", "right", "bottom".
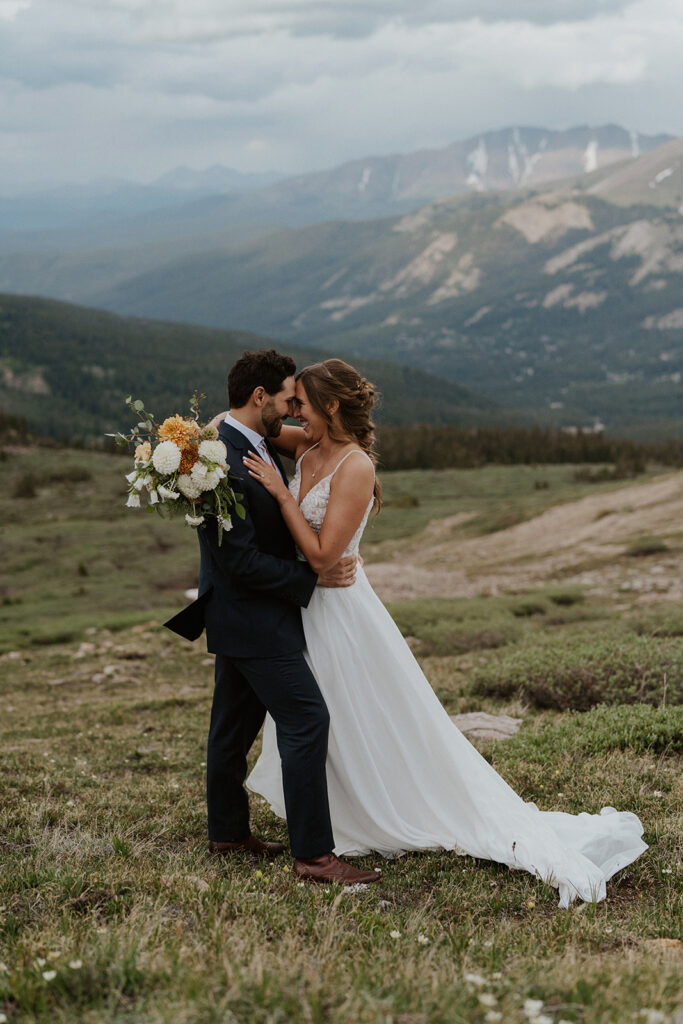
[{"left": 224, "top": 412, "right": 285, "bottom": 482}]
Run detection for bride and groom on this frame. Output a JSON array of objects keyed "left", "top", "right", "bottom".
[{"left": 166, "top": 348, "right": 647, "bottom": 904}]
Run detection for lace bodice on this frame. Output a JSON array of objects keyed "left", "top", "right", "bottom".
[{"left": 289, "top": 447, "right": 374, "bottom": 559}]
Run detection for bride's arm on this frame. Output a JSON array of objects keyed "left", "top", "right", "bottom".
[
  {"left": 243, "top": 451, "right": 374, "bottom": 572},
  {"left": 271, "top": 424, "right": 306, "bottom": 458},
  {"left": 205, "top": 412, "right": 306, "bottom": 459}
]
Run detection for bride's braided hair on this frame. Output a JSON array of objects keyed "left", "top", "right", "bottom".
[{"left": 296, "top": 358, "right": 382, "bottom": 513}]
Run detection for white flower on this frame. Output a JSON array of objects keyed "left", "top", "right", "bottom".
[
  {"left": 0, "top": 961, "right": 7, "bottom": 972},
  {"left": 639, "top": 1012, "right": 666, "bottom": 1024},
  {"left": 485, "top": 1013, "right": 502, "bottom": 1023},
  {"left": 532, "top": 1016, "right": 554, "bottom": 1024},
  {"left": 152, "top": 440, "right": 182, "bottom": 474},
  {"left": 133, "top": 475, "right": 147, "bottom": 491},
  {"left": 158, "top": 485, "right": 180, "bottom": 500},
  {"left": 69, "top": 959, "right": 83, "bottom": 969},
  {"left": 0, "top": 1012, "right": 7, "bottom": 1023},
  {"left": 523, "top": 999, "right": 544, "bottom": 1018},
  {"left": 191, "top": 461, "right": 208, "bottom": 479},
  {"left": 125, "top": 493, "right": 140, "bottom": 508},
  {"left": 177, "top": 474, "right": 203, "bottom": 500},
  {"left": 416, "top": 934, "right": 429, "bottom": 945},
  {"left": 199, "top": 440, "right": 227, "bottom": 463},
  {"left": 47, "top": 951, "right": 60, "bottom": 961},
  {"left": 389, "top": 930, "right": 401, "bottom": 939},
  {"left": 479, "top": 993, "right": 497, "bottom": 1007},
  {"left": 185, "top": 513, "right": 205, "bottom": 527},
  {"left": 652, "top": 791, "right": 664, "bottom": 797},
  {"left": 125, "top": 470, "right": 137, "bottom": 483},
  {"left": 464, "top": 973, "right": 487, "bottom": 987},
  {"left": 191, "top": 463, "right": 221, "bottom": 491},
  {"left": 218, "top": 515, "right": 233, "bottom": 532},
  {"left": 42, "top": 970, "right": 57, "bottom": 981},
  {"left": 149, "top": 490, "right": 159, "bottom": 505},
  {"left": 36, "top": 958, "right": 46, "bottom": 967}
]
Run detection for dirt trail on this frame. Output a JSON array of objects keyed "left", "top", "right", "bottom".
[{"left": 366, "top": 471, "right": 683, "bottom": 603}]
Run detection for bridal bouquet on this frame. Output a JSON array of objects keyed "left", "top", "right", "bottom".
[{"left": 110, "top": 393, "right": 244, "bottom": 543}]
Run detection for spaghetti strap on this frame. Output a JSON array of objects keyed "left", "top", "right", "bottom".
[
  {"left": 329, "top": 449, "right": 374, "bottom": 479},
  {"left": 296, "top": 442, "right": 320, "bottom": 470}
]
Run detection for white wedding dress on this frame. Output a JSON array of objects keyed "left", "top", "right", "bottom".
[{"left": 247, "top": 448, "right": 647, "bottom": 906}]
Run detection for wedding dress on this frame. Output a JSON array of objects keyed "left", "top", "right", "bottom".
[{"left": 247, "top": 448, "right": 647, "bottom": 906}]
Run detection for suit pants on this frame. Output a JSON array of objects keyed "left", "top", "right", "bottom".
[{"left": 207, "top": 650, "right": 335, "bottom": 859}]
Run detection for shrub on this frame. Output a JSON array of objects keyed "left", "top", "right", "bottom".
[
  {"left": 47, "top": 466, "right": 93, "bottom": 483},
  {"left": 511, "top": 599, "right": 547, "bottom": 618},
  {"left": 12, "top": 472, "right": 37, "bottom": 499},
  {"left": 472, "top": 634, "right": 683, "bottom": 710},
  {"left": 625, "top": 536, "right": 670, "bottom": 557},
  {"left": 494, "top": 704, "right": 683, "bottom": 767},
  {"left": 548, "top": 588, "right": 585, "bottom": 607}
]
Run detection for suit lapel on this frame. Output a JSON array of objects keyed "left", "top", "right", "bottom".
[{"left": 265, "top": 440, "right": 289, "bottom": 484}]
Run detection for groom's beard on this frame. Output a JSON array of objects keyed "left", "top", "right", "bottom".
[{"left": 262, "top": 403, "right": 284, "bottom": 438}]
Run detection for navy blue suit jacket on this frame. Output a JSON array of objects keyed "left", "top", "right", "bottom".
[{"left": 164, "top": 421, "right": 317, "bottom": 657}]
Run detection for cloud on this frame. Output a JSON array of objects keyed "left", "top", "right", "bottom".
[{"left": 0, "top": 0, "right": 681, "bottom": 188}]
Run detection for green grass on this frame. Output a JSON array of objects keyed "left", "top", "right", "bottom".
[
  {"left": 1, "top": 448, "right": 667, "bottom": 653},
  {"left": 1, "top": 446, "right": 681, "bottom": 1022},
  {"left": 0, "top": 631, "right": 681, "bottom": 1023}
]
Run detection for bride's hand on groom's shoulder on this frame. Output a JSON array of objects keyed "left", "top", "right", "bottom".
[
  {"left": 317, "top": 555, "right": 357, "bottom": 588},
  {"left": 208, "top": 411, "right": 228, "bottom": 432},
  {"left": 243, "top": 451, "right": 289, "bottom": 502}
]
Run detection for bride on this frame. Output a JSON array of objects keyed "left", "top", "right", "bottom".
[{"left": 240, "top": 358, "right": 647, "bottom": 907}]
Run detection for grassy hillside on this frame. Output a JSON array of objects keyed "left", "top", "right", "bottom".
[
  {"left": 1, "top": 445, "right": 680, "bottom": 1022},
  {"left": 0, "top": 293, "right": 514, "bottom": 441}
]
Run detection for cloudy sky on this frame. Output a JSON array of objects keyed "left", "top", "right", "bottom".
[{"left": 1, "top": 0, "right": 682, "bottom": 191}]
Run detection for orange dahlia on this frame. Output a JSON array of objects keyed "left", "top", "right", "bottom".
[
  {"left": 158, "top": 415, "right": 200, "bottom": 448},
  {"left": 178, "top": 446, "right": 200, "bottom": 474}
]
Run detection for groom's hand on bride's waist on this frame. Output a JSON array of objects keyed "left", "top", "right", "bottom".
[{"left": 317, "top": 555, "right": 357, "bottom": 588}]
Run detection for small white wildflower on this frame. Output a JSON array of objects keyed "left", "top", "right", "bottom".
[
  {"left": 464, "top": 973, "right": 487, "bottom": 987},
  {"left": 158, "top": 484, "right": 180, "bottom": 500},
  {"left": 661, "top": 868, "right": 672, "bottom": 874},
  {"left": 218, "top": 515, "right": 233, "bottom": 532},
  {"left": 533, "top": 1016, "right": 554, "bottom": 1024},
  {"left": 125, "top": 470, "right": 137, "bottom": 483},
  {"left": 652, "top": 791, "right": 664, "bottom": 797},
  {"left": 185, "top": 513, "right": 205, "bottom": 527},
  {"left": 152, "top": 440, "right": 182, "bottom": 474},
  {"left": 36, "top": 957, "right": 46, "bottom": 967},
  {"left": 478, "top": 993, "right": 497, "bottom": 1007},
  {"left": 485, "top": 1013, "right": 502, "bottom": 1023},
  {"left": 0, "top": 1012, "right": 7, "bottom": 1023},
  {"left": 42, "top": 970, "right": 57, "bottom": 981},
  {"left": 177, "top": 473, "right": 203, "bottom": 500},
  {"left": 491, "top": 971, "right": 503, "bottom": 980},
  {"left": 390, "top": 929, "right": 401, "bottom": 939},
  {"left": 125, "top": 493, "right": 140, "bottom": 508},
  {"left": 523, "top": 999, "right": 544, "bottom": 1018},
  {"left": 0, "top": 961, "right": 7, "bottom": 972},
  {"left": 198, "top": 440, "right": 227, "bottom": 463},
  {"left": 416, "top": 934, "right": 429, "bottom": 945},
  {"left": 148, "top": 490, "right": 159, "bottom": 505},
  {"left": 639, "top": 1011, "right": 666, "bottom": 1024},
  {"left": 296, "top": 882, "right": 305, "bottom": 888},
  {"left": 47, "top": 950, "right": 60, "bottom": 961},
  {"left": 68, "top": 959, "right": 83, "bottom": 969}
]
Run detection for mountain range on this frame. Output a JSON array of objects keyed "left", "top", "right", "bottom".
[{"left": 0, "top": 124, "right": 680, "bottom": 438}]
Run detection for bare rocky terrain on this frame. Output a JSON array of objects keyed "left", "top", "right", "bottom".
[{"left": 367, "top": 470, "right": 683, "bottom": 603}]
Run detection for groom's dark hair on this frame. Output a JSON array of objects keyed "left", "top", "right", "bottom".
[{"left": 228, "top": 349, "right": 296, "bottom": 408}]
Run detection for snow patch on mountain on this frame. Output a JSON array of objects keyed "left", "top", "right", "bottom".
[
  {"left": 650, "top": 167, "right": 674, "bottom": 188},
  {"left": 358, "top": 167, "right": 372, "bottom": 193},
  {"left": 467, "top": 139, "right": 488, "bottom": 190},
  {"left": 583, "top": 141, "right": 599, "bottom": 174}
]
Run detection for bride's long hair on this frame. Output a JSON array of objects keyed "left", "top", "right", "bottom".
[{"left": 296, "top": 358, "right": 382, "bottom": 514}]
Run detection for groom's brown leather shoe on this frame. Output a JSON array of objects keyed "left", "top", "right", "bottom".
[
  {"left": 293, "top": 852, "right": 381, "bottom": 885},
  {"left": 209, "top": 835, "right": 286, "bottom": 860}
]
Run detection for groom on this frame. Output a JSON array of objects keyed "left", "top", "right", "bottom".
[{"left": 165, "top": 349, "right": 379, "bottom": 886}]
